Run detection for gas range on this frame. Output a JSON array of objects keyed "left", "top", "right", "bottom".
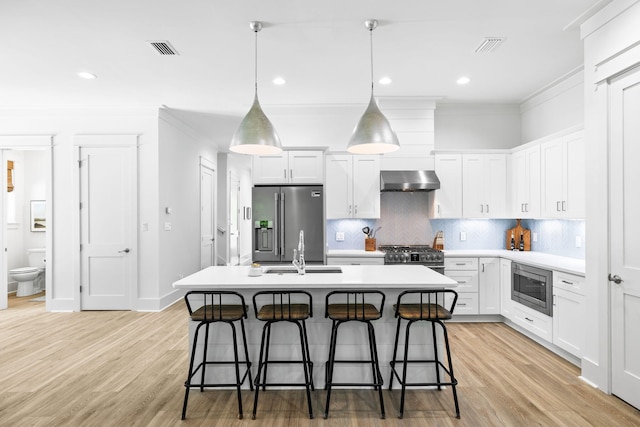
[{"left": 378, "top": 245, "right": 445, "bottom": 270}]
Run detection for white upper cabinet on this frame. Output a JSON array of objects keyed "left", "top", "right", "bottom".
[
  {"left": 326, "top": 154, "right": 380, "bottom": 219},
  {"left": 462, "top": 153, "right": 508, "bottom": 218},
  {"left": 512, "top": 145, "right": 541, "bottom": 218},
  {"left": 252, "top": 150, "right": 324, "bottom": 185},
  {"left": 433, "top": 154, "right": 462, "bottom": 218},
  {"left": 540, "top": 131, "right": 585, "bottom": 218}
]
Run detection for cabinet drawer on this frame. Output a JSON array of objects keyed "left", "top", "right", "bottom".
[
  {"left": 553, "top": 271, "right": 585, "bottom": 296},
  {"left": 444, "top": 270, "right": 479, "bottom": 293},
  {"left": 326, "top": 257, "right": 384, "bottom": 265},
  {"left": 444, "top": 257, "right": 478, "bottom": 270},
  {"left": 447, "top": 292, "right": 479, "bottom": 315},
  {"left": 511, "top": 302, "right": 552, "bottom": 342}
]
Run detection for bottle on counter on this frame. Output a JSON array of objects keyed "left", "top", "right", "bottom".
[
  {"left": 519, "top": 231, "right": 525, "bottom": 251},
  {"left": 510, "top": 231, "right": 515, "bottom": 250}
]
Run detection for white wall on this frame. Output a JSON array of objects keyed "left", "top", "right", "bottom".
[
  {"left": 434, "top": 104, "right": 521, "bottom": 150},
  {"left": 156, "top": 109, "right": 219, "bottom": 309},
  {"left": 520, "top": 69, "right": 584, "bottom": 143}
]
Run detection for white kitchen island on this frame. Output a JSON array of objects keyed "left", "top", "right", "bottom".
[{"left": 173, "top": 265, "right": 458, "bottom": 388}]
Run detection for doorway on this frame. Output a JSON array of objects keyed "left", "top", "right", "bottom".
[
  {"left": 0, "top": 136, "right": 53, "bottom": 311},
  {"left": 200, "top": 157, "right": 216, "bottom": 269}
]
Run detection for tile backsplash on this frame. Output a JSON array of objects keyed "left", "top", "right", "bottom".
[{"left": 326, "top": 193, "right": 585, "bottom": 259}]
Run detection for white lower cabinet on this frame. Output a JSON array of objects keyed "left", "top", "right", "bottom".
[
  {"left": 444, "top": 257, "right": 479, "bottom": 315},
  {"left": 552, "top": 272, "right": 585, "bottom": 358},
  {"left": 511, "top": 302, "right": 553, "bottom": 343},
  {"left": 326, "top": 256, "right": 384, "bottom": 265},
  {"left": 500, "top": 258, "right": 512, "bottom": 318},
  {"left": 479, "top": 257, "right": 500, "bottom": 314}
]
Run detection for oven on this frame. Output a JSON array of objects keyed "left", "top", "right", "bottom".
[
  {"left": 511, "top": 262, "right": 553, "bottom": 316},
  {"left": 378, "top": 245, "right": 445, "bottom": 274}
]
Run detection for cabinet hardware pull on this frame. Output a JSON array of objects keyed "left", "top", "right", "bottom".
[
  {"left": 480, "top": 204, "right": 484, "bottom": 213},
  {"left": 458, "top": 303, "right": 467, "bottom": 306},
  {"left": 525, "top": 203, "right": 529, "bottom": 212},
  {"left": 284, "top": 169, "right": 287, "bottom": 179},
  {"left": 486, "top": 204, "right": 489, "bottom": 213},
  {"left": 354, "top": 205, "right": 358, "bottom": 215},
  {"left": 562, "top": 201, "right": 566, "bottom": 211},
  {"left": 521, "top": 203, "right": 525, "bottom": 212},
  {"left": 290, "top": 169, "right": 293, "bottom": 180},
  {"left": 456, "top": 263, "right": 465, "bottom": 266},
  {"left": 482, "top": 263, "right": 485, "bottom": 272},
  {"left": 437, "top": 204, "right": 440, "bottom": 214},
  {"left": 557, "top": 201, "right": 561, "bottom": 211},
  {"left": 525, "top": 317, "right": 533, "bottom": 322},
  {"left": 561, "top": 280, "right": 574, "bottom": 285}
]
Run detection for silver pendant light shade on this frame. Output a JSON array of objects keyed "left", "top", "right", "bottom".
[
  {"left": 347, "top": 19, "right": 399, "bottom": 154},
  {"left": 229, "top": 21, "right": 283, "bottom": 155}
]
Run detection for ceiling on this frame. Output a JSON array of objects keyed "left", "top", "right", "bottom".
[{"left": 1, "top": 1, "right": 608, "bottom": 118}]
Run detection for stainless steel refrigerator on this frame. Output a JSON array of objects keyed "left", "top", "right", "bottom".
[{"left": 252, "top": 186, "right": 324, "bottom": 264}]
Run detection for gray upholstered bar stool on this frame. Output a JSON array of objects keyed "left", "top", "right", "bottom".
[
  {"left": 324, "top": 290, "right": 386, "bottom": 419},
  {"left": 181, "top": 291, "right": 253, "bottom": 420},
  {"left": 388, "top": 289, "right": 460, "bottom": 419},
  {"left": 251, "top": 290, "right": 315, "bottom": 419}
]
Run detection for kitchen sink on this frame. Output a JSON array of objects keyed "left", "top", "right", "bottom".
[{"left": 264, "top": 266, "right": 343, "bottom": 274}]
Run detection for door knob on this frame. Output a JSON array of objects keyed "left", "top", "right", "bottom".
[
  {"left": 119, "top": 248, "right": 130, "bottom": 253},
  {"left": 608, "top": 274, "right": 623, "bottom": 284}
]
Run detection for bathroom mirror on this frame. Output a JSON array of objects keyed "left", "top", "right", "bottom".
[{"left": 30, "top": 200, "right": 46, "bottom": 232}]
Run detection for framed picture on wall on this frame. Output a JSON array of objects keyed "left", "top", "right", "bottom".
[{"left": 30, "top": 200, "right": 46, "bottom": 232}]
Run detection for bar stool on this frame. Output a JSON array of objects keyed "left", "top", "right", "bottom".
[
  {"left": 251, "top": 290, "right": 314, "bottom": 419},
  {"left": 324, "top": 290, "right": 386, "bottom": 419},
  {"left": 389, "top": 289, "right": 460, "bottom": 419},
  {"left": 181, "top": 291, "right": 253, "bottom": 420}
]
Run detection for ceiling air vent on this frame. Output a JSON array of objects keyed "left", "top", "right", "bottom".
[
  {"left": 147, "top": 40, "right": 179, "bottom": 56},
  {"left": 474, "top": 37, "right": 505, "bottom": 54}
]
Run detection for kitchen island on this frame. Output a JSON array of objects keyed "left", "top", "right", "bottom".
[{"left": 173, "top": 265, "right": 458, "bottom": 388}]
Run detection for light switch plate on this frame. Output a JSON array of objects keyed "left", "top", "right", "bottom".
[
  {"left": 336, "top": 231, "right": 345, "bottom": 242},
  {"left": 164, "top": 222, "right": 172, "bottom": 231},
  {"left": 460, "top": 231, "right": 467, "bottom": 241},
  {"left": 533, "top": 232, "right": 538, "bottom": 242}
]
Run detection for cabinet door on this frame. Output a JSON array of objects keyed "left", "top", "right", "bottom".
[
  {"left": 484, "top": 155, "right": 507, "bottom": 217},
  {"left": 462, "top": 155, "right": 486, "bottom": 217},
  {"left": 479, "top": 257, "right": 501, "bottom": 314},
  {"left": 526, "top": 146, "right": 542, "bottom": 218},
  {"left": 553, "top": 288, "right": 585, "bottom": 357},
  {"left": 563, "top": 132, "right": 585, "bottom": 218},
  {"left": 541, "top": 139, "right": 565, "bottom": 218},
  {"left": 252, "top": 154, "right": 287, "bottom": 184},
  {"left": 325, "top": 155, "right": 352, "bottom": 219},
  {"left": 288, "top": 151, "right": 324, "bottom": 184},
  {"left": 512, "top": 149, "right": 528, "bottom": 216},
  {"left": 433, "top": 154, "right": 462, "bottom": 218},
  {"left": 500, "top": 258, "right": 512, "bottom": 318},
  {"left": 352, "top": 156, "right": 380, "bottom": 218}
]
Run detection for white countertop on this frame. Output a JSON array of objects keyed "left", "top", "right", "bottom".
[
  {"left": 444, "top": 250, "right": 585, "bottom": 276},
  {"left": 326, "top": 249, "right": 385, "bottom": 258},
  {"left": 173, "top": 265, "right": 458, "bottom": 290}
]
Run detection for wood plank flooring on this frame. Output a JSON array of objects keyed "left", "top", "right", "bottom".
[{"left": 1, "top": 293, "right": 639, "bottom": 426}]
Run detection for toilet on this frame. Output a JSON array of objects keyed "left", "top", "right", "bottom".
[{"left": 9, "top": 248, "right": 46, "bottom": 297}]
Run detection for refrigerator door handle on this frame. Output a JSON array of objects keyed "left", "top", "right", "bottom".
[
  {"left": 279, "top": 192, "right": 286, "bottom": 257},
  {"left": 273, "top": 193, "right": 279, "bottom": 255}
]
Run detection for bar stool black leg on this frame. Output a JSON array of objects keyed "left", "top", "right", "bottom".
[
  {"left": 368, "top": 321, "right": 385, "bottom": 419},
  {"left": 301, "top": 319, "right": 315, "bottom": 391},
  {"left": 181, "top": 323, "right": 202, "bottom": 420},
  {"left": 431, "top": 321, "right": 442, "bottom": 390},
  {"left": 440, "top": 320, "right": 460, "bottom": 418},
  {"left": 389, "top": 316, "right": 403, "bottom": 390},
  {"left": 323, "top": 320, "right": 340, "bottom": 419},
  {"left": 230, "top": 323, "right": 244, "bottom": 419},
  {"left": 261, "top": 323, "right": 272, "bottom": 391},
  {"left": 200, "top": 323, "right": 210, "bottom": 392},
  {"left": 252, "top": 321, "right": 270, "bottom": 420},
  {"left": 296, "top": 321, "right": 314, "bottom": 419},
  {"left": 239, "top": 318, "right": 254, "bottom": 391},
  {"left": 399, "top": 319, "right": 413, "bottom": 419},
  {"left": 324, "top": 320, "right": 337, "bottom": 391}
]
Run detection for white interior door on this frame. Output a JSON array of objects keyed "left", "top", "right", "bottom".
[
  {"left": 200, "top": 163, "right": 215, "bottom": 269},
  {"left": 0, "top": 151, "right": 7, "bottom": 310},
  {"left": 80, "top": 144, "right": 136, "bottom": 310},
  {"left": 228, "top": 174, "right": 240, "bottom": 266},
  {"left": 610, "top": 65, "right": 640, "bottom": 409}
]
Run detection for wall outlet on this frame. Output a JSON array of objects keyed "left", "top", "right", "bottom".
[
  {"left": 335, "top": 231, "right": 345, "bottom": 242},
  {"left": 532, "top": 232, "right": 538, "bottom": 242},
  {"left": 460, "top": 231, "right": 467, "bottom": 241},
  {"left": 164, "top": 222, "right": 172, "bottom": 231},
  {"left": 575, "top": 236, "right": 582, "bottom": 248}
]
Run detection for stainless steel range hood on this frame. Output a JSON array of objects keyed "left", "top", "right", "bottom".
[{"left": 380, "top": 170, "right": 440, "bottom": 192}]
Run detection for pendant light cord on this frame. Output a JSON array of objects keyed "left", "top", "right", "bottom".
[
  {"left": 369, "top": 26, "right": 374, "bottom": 93},
  {"left": 254, "top": 28, "right": 259, "bottom": 94}
]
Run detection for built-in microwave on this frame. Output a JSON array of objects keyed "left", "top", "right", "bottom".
[{"left": 511, "top": 262, "right": 553, "bottom": 316}]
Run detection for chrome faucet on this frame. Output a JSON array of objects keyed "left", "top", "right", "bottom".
[{"left": 292, "top": 229, "right": 306, "bottom": 275}]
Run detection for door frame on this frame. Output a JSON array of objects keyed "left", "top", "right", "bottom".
[
  {"left": 200, "top": 156, "right": 216, "bottom": 268},
  {"left": 73, "top": 135, "right": 138, "bottom": 311},
  {"left": 0, "top": 136, "right": 53, "bottom": 311}
]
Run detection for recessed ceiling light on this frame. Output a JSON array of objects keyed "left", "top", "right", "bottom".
[
  {"left": 273, "top": 77, "right": 286, "bottom": 85},
  {"left": 456, "top": 76, "right": 471, "bottom": 85},
  {"left": 379, "top": 77, "right": 392, "bottom": 85},
  {"left": 77, "top": 72, "right": 97, "bottom": 80}
]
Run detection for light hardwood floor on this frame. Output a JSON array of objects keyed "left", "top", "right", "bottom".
[{"left": 1, "top": 293, "right": 639, "bottom": 426}]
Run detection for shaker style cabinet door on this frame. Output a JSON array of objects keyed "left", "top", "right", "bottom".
[{"left": 433, "top": 154, "right": 462, "bottom": 218}]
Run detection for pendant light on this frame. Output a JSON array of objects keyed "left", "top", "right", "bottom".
[
  {"left": 229, "top": 21, "right": 283, "bottom": 155},
  {"left": 347, "top": 19, "right": 400, "bottom": 154}
]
